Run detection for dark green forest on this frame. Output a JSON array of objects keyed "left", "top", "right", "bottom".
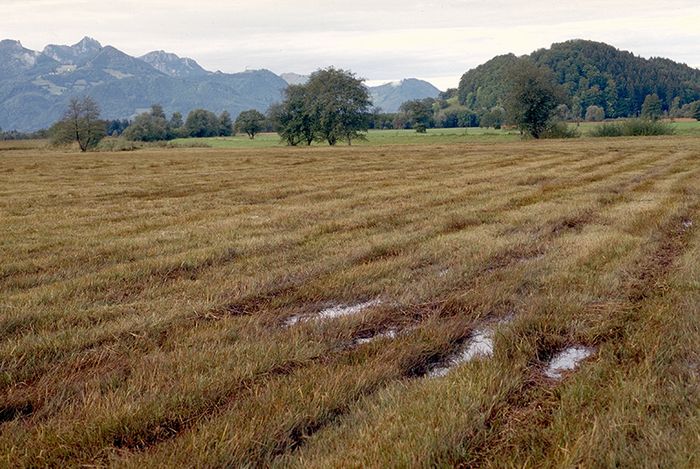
[{"left": 458, "top": 40, "right": 700, "bottom": 119}]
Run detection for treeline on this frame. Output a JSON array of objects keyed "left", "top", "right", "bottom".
[
  {"left": 117, "top": 105, "right": 234, "bottom": 141},
  {"left": 0, "top": 128, "right": 49, "bottom": 140},
  {"left": 368, "top": 96, "right": 497, "bottom": 131},
  {"left": 120, "top": 67, "right": 373, "bottom": 146}
]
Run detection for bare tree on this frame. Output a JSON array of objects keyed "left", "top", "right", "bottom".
[{"left": 50, "top": 97, "right": 106, "bottom": 151}]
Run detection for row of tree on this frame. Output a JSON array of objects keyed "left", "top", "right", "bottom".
[
  {"left": 47, "top": 64, "right": 700, "bottom": 150},
  {"left": 122, "top": 105, "right": 234, "bottom": 141},
  {"left": 48, "top": 100, "right": 277, "bottom": 150},
  {"left": 368, "top": 92, "right": 697, "bottom": 133}
]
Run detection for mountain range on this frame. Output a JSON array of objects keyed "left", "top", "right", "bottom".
[{"left": 0, "top": 38, "right": 441, "bottom": 131}]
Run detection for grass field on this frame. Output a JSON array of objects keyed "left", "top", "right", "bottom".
[
  {"left": 172, "top": 127, "right": 523, "bottom": 148},
  {"left": 170, "top": 119, "right": 700, "bottom": 149},
  {"left": 1, "top": 136, "right": 699, "bottom": 467}
]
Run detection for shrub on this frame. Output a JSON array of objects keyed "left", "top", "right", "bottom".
[
  {"left": 590, "top": 119, "right": 674, "bottom": 137},
  {"left": 541, "top": 121, "right": 580, "bottom": 139},
  {"left": 589, "top": 123, "right": 624, "bottom": 137},
  {"left": 585, "top": 105, "right": 605, "bottom": 122},
  {"left": 96, "top": 137, "right": 139, "bottom": 151},
  {"left": 623, "top": 119, "right": 673, "bottom": 136}
]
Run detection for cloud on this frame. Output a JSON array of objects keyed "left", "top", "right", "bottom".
[{"left": 2, "top": 0, "right": 699, "bottom": 89}]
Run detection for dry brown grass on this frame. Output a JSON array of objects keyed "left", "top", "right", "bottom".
[{"left": 1, "top": 137, "right": 699, "bottom": 468}]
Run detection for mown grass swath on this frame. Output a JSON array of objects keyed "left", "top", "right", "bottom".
[{"left": 0, "top": 136, "right": 698, "bottom": 467}]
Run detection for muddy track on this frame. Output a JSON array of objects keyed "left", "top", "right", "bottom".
[
  {"left": 249, "top": 169, "right": 700, "bottom": 465},
  {"left": 454, "top": 196, "right": 699, "bottom": 468},
  {"left": 128, "top": 165, "right": 695, "bottom": 464}
]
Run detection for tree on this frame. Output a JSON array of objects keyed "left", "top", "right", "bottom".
[
  {"left": 219, "top": 111, "right": 234, "bottom": 137},
  {"left": 571, "top": 96, "right": 583, "bottom": 126},
  {"left": 106, "top": 119, "right": 130, "bottom": 136},
  {"left": 555, "top": 104, "right": 571, "bottom": 121},
  {"left": 505, "top": 61, "right": 566, "bottom": 138},
  {"left": 694, "top": 103, "right": 700, "bottom": 121},
  {"left": 399, "top": 98, "right": 435, "bottom": 131},
  {"left": 123, "top": 104, "right": 169, "bottom": 141},
  {"left": 169, "top": 112, "right": 184, "bottom": 130},
  {"left": 168, "top": 112, "right": 185, "bottom": 139},
  {"left": 50, "top": 96, "right": 106, "bottom": 151},
  {"left": 305, "top": 67, "right": 372, "bottom": 145},
  {"left": 480, "top": 106, "right": 506, "bottom": 129},
  {"left": 270, "top": 85, "right": 315, "bottom": 146},
  {"left": 669, "top": 97, "right": 681, "bottom": 120},
  {"left": 150, "top": 104, "right": 166, "bottom": 120},
  {"left": 585, "top": 105, "right": 605, "bottom": 122},
  {"left": 641, "top": 94, "right": 662, "bottom": 121},
  {"left": 235, "top": 110, "right": 266, "bottom": 139},
  {"left": 185, "top": 109, "right": 220, "bottom": 138}
]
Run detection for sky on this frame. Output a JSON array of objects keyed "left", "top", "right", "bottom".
[{"left": 2, "top": 0, "right": 699, "bottom": 90}]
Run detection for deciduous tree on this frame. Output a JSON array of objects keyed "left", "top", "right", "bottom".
[
  {"left": 185, "top": 109, "right": 220, "bottom": 138},
  {"left": 506, "top": 61, "right": 566, "bottom": 138},
  {"left": 271, "top": 85, "right": 315, "bottom": 146},
  {"left": 235, "top": 109, "right": 266, "bottom": 139},
  {"left": 219, "top": 111, "right": 234, "bottom": 137},
  {"left": 641, "top": 94, "right": 662, "bottom": 121},
  {"left": 585, "top": 105, "right": 605, "bottom": 122},
  {"left": 399, "top": 98, "right": 435, "bottom": 132},
  {"left": 123, "top": 104, "right": 169, "bottom": 141},
  {"left": 305, "top": 67, "right": 372, "bottom": 145},
  {"left": 50, "top": 96, "right": 106, "bottom": 151}
]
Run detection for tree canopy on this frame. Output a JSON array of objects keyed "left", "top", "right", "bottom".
[{"left": 399, "top": 98, "right": 435, "bottom": 132}]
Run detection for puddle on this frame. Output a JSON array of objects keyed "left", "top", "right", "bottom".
[
  {"left": 285, "top": 299, "right": 381, "bottom": 326},
  {"left": 355, "top": 328, "right": 398, "bottom": 345},
  {"left": 428, "top": 328, "right": 494, "bottom": 378},
  {"left": 544, "top": 346, "right": 593, "bottom": 379}
]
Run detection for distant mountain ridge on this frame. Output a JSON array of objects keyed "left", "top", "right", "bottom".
[
  {"left": 139, "top": 50, "right": 209, "bottom": 78},
  {"left": 0, "top": 37, "right": 444, "bottom": 131},
  {"left": 43, "top": 37, "right": 103, "bottom": 66},
  {"left": 458, "top": 39, "right": 700, "bottom": 118},
  {"left": 0, "top": 37, "right": 288, "bottom": 131},
  {"left": 369, "top": 79, "right": 441, "bottom": 112},
  {"left": 280, "top": 72, "right": 309, "bottom": 86}
]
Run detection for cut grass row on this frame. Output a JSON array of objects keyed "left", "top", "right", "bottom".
[{"left": 1, "top": 137, "right": 698, "bottom": 467}]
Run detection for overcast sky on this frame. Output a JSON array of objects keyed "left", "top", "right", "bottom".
[{"left": 2, "top": 0, "right": 699, "bottom": 90}]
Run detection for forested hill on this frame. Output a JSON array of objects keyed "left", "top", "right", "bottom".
[{"left": 458, "top": 40, "right": 700, "bottom": 118}]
